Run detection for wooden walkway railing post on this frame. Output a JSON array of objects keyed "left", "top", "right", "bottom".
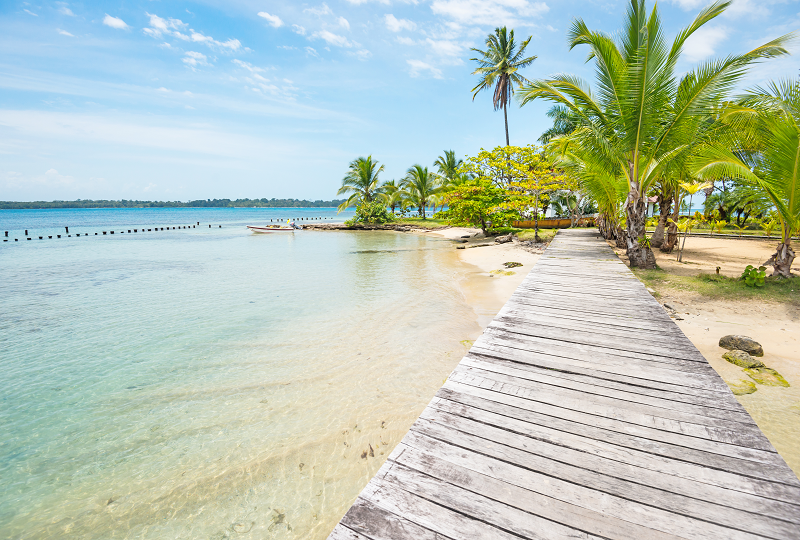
[{"left": 328, "top": 228, "right": 800, "bottom": 540}]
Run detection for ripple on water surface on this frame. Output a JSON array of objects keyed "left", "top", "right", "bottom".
[{"left": 0, "top": 223, "right": 480, "bottom": 539}]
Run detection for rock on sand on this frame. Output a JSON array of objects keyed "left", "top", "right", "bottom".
[
  {"left": 722, "top": 350, "right": 765, "bottom": 369},
  {"left": 719, "top": 335, "right": 764, "bottom": 357}
]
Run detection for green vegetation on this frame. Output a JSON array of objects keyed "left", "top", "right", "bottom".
[
  {"left": 634, "top": 268, "right": 800, "bottom": 305},
  {"left": 337, "top": 156, "right": 385, "bottom": 212},
  {"left": 518, "top": 0, "right": 791, "bottom": 269},
  {"left": 741, "top": 265, "right": 767, "bottom": 287},
  {"left": 345, "top": 201, "right": 395, "bottom": 225},
  {"left": 0, "top": 198, "right": 346, "bottom": 209}
]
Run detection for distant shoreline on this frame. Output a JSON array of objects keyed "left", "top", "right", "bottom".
[{"left": 0, "top": 199, "right": 346, "bottom": 210}]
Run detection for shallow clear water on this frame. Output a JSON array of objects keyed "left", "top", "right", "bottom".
[{"left": 0, "top": 209, "right": 481, "bottom": 539}]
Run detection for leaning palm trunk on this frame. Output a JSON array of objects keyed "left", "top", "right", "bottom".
[
  {"left": 766, "top": 224, "right": 795, "bottom": 277},
  {"left": 624, "top": 185, "right": 656, "bottom": 268},
  {"left": 661, "top": 192, "right": 681, "bottom": 253},
  {"left": 650, "top": 196, "right": 672, "bottom": 248}
]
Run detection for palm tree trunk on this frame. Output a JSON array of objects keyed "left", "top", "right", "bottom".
[
  {"left": 766, "top": 229, "right": 795, "bottom": 277},
  {"left": 650, "top": 195, "right": 671, "bottom": 248},
  {"left": 624, "top": 184, "right": 656, "bottom": 269},
  {"left": 503, "top": 101, "right": 510, "bottom": 146},
  {"left": 661, "top": 191, "right": 681, "bottom": 253}
]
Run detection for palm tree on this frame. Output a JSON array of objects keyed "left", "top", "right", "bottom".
[
  {"left": 538, "top": 105, "right": 579, "bottom": 144},
  {"left": 471, "top": 27, "right": 536, "bottom": 146},
  {"left": 694, "top": 79, "right": 800, "bottom": 276},
  {"left": 434, "top": 150, "right": 463, "bottom": 187},
  {"left": 337, "top": 156, "right": 385, "bottom": 212},
  {"left": 402, "top": 165, "right": 441, "bottom": 218},
  {"left": 517, "top": 0, "right": 790, "bottom": 268},
  {"left": 380, "top": 180, "right": 402, "bottom": 214}
]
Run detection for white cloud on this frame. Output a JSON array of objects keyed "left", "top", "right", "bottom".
[
  {"left": 337, "top": 16, "right": 351, "bottom": 30},
  {"left": 396, "top": 36, "right": 416, "bottom": 45},
  {"left": 145, "top": 13, "right": 241, "bottom": 51},
  {"left": 344, "top": 0, "right": 393, "bottom": 3},
  {"left": 668, "top": 0, "right": 769, "bottom": 18},
  {"left": 430, "top": 0, "right": 549, "bottom": 26},
  {"left": 277, "top": 45, "right": 297, "bottom": 50},
  {"left": 57, "top": 29, "right": 74, "bottom": 37},
  {"left": 58, "top": 6, "right": 75, "bottom": 16},
  {"left": 304, "top": 3, "right": 333, "bottom": 16},
  {"left": 232, "top": 59, "right": 267, "bottom": 73},
  {"left": 144, "top": 12, "right": 188, "bottom": 37},
  {"left": 352, "top": 49, "right": 372, "bottom": 61},
  {"left": 182, "top": 51, "right": 210, "bottom": 67},
  {"left": 312, "top": 30, "right": 354, "bottom": 47},
  {"left": 407, "top": 59, "right": 443, "bottom": 78},
  {"left": 305, "top": 46, "right": 320, "bottom": 57},
  {"left": 24, "top": 9, "right": 38, "bottom": 16},
  {"left": 425, "top": 38, "right": 466, "bottom": 61},
  {"left": 292, "top": 24, "right": 307, "bottom": 35},
  {"left": 683, "top": 25, "right": 728, "bottom": 62},
  {"left": 258, "top": 12, "right": 284, "bottom": 28},
  {"left": 103, "top": 14, "right": 129, "bottom": 30},
  {"left": 385, "top": 14, "right": 416, "bottom": 32}
]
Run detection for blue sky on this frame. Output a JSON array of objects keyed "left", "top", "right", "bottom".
[{"left": 1, "top": 0, "right": 798, "bottom": 201}]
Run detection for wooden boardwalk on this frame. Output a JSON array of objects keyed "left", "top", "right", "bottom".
[{"left": 328, "top": 229, "right": 800, "bottom": 540}]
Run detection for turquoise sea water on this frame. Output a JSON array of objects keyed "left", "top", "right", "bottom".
[{"left": 0, "top": 208, "right": 481, "bottom": 539}]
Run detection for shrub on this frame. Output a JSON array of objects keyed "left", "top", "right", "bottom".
[
  {"left": 345, "top": 200, "right": 395, "bottom": 225},
  {"left": 741, "top": 265, "right": 767, "bottom": 287}
]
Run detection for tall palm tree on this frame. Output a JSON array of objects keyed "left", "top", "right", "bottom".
[
  {"left": 694, "top": 79, "right": 800, "bottom": 276},
  {"left": 402, "top": 165, "right": 441, "bottom": 218},
  {"left": 517, "top": 0, "right": 790, "bottom": 268},
  {"left": 337, "top": 156, "right": 385, "bottom": 212},
  {"left": 434, "top": 150, "right": 463, "bottom": 187},
  {"left": 471, "top": 27, "right": 536, "bottom": 146}
]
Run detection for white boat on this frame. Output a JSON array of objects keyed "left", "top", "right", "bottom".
[{"left": 247, "top": 225, "right": 299, "bottom": 233}]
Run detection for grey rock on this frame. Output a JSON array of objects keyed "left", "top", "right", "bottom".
[
  {"left": 722, "top": 350, "right": 765, "bottom": 369},
  {"left": 494, "top": 234, "right": 514, "bottom": 244},
  {"left": 719, "top": 335, "right": 764, "bottom": 357}
]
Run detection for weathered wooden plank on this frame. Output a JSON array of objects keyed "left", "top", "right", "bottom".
[
  {"left": 440, "top": 381, "right": 790, "bottom": 469},
  {"left": 416, "top": 407, "right": 800, "bottom": 521},
  {"left": 383, "top": 458, "right": 607, "bottom": 540},
  {"left": 447, "top": 368, "right": 772, "bottom": 450},
  {"left": 387, "top": 451, "right": 660, "bottom": 540},
  {"left": 464, "top": 349, "right": 744, "bottom": 410},
  {"left": 459, "top": 355, "right": 753, "bottom": 423},
  {"left": 328, "top": 523, "right": 378, "bottom": 540},
  {"left": 339, "top": 498, "right": 447, "bottom": 540},
  {"left": 399, "top": 432, "right": 778, "bottom": 540}
]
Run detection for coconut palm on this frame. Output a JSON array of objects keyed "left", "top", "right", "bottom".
[
  {"left": 435, "top": 150, "right": 463, "bottom": 187},
  {"left": 471, "top": 27, "right": 537, "bottom": 146},
  {"left": 337, "top": 156, "right": 385, "bottom": 212},
  {"left": 694, "top": 79, "right": 800, "bottom": 276},
  {"left": 538, "top": 105, "right": 579, "bottom": 144},
  {"left": 517, "top": 0, "right": 790, "bottom": 268},
  {"left": 402, "top": 165, "right": 441, "bottom": 218},
  {"left": 380, "top": 180, "right": 403, "bottom": 214}
]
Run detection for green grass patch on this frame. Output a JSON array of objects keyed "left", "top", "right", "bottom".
[
  {"left": 633, "top": 267, "right": 800, "bottom": 305},
  {"left": 394, "top": 217, "right": 449, "bottom": 227},
  {"left": 515, "top": 229, "right": 557, "bottom": 242}
]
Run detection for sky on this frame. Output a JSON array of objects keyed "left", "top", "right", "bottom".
[{"left": 1, "top": 0, "right": 798, "bottom": 201}]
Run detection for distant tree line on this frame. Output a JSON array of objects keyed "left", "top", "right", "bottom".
[{"left": 0, "top": 198, "right": 347, "bottom": 210}]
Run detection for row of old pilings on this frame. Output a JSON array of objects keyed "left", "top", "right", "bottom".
[{"left": 3, "top": 223, "right": 222, "bottom": 242}]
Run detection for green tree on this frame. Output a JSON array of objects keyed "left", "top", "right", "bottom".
[
  {"left": 471, "top": 27, "right": 537, "bottom": 146},
  {"left": 402, "top": 165, "right": 442, "bottom": 218},
  {"left": 434, "top": 150, "right": 463, "bottom": 187},
  {"left": 694, "top": 79, "right": 800, "bottom": 276},
  {"left": 444, "top": 179, "right": 512, "bottom": 234},
  {"left": 518, "top": 0, "right": 790, "bottom": 268},
  {"left": 380, "top": 179, "right": 402, "bottom": 214},
  {"left": 337, "top": 156, "right": 386, "bottom": 212}
]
